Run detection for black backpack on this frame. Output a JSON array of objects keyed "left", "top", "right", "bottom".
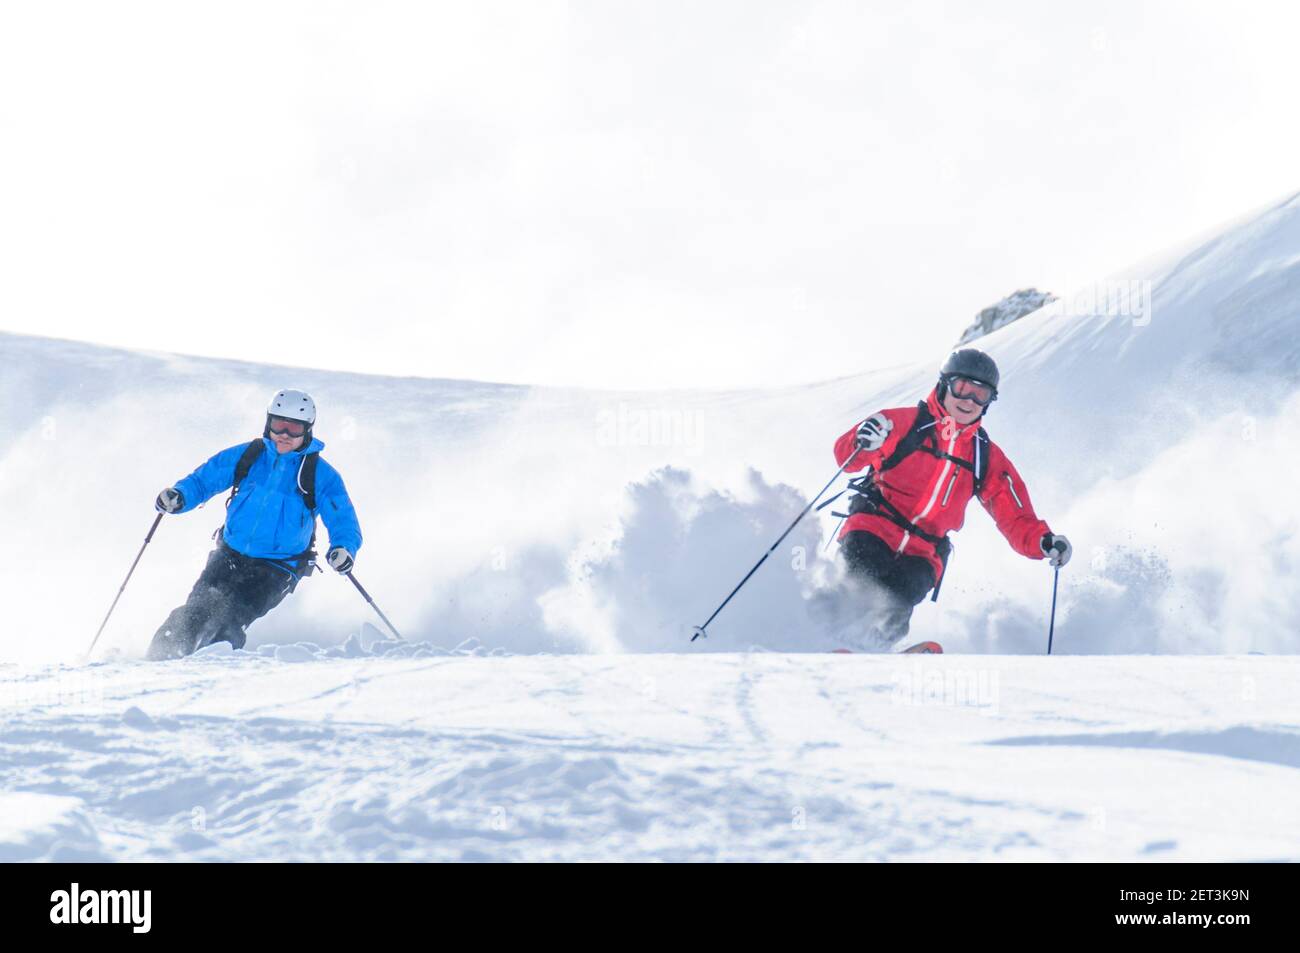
[{"left": 214, "top": 439, "right": 320, "bottom": 575}]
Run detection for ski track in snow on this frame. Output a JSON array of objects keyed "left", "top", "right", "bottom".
[{"left": 1, "top": 650, "right": 1296, "bottom": 862}]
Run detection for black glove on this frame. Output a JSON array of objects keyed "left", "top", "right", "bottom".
[
  {"left": 326, "top": 546, "right": 354, "bottom": 574},
  {"left": 1040, "top": 533, "right": 1072, "bottom": 568},
  {"left": 155, "top": 487, "right": 185, "bottom": 514}
]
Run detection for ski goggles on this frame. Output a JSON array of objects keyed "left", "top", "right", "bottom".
[
  {"left": 268, "top": 416, "right": 308, "bottom": 437},
  {"left": 947, "top": 376, "right": 996, "bottom": 406}
]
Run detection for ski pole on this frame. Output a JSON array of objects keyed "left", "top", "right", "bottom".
[
  {"left": 86, "top": 512, "right": 164, "bottom": 660},
  {"left": 345, "top": 572, "right": 405, "bottom": 641},
  {"left": 691, "top": 452, "right": 858, "bottom": 642},
  {"left": 1046, "top": 565, "right": 1060, "bottom": 655},
  {"left": 822, "top": 514, "right": 847, "bottom": 553}
]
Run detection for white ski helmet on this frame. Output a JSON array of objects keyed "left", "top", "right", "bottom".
[{"left": 267, "top": 388, "right": 317, "bottom": 425}]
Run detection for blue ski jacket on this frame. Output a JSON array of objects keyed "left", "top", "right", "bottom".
[{"left": 173, "top": 437, "right": 363, "bottom": 562}]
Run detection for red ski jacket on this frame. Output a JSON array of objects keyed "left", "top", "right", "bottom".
[{"left": 833, "top": 388, "right": 1051, "bottom": 583}]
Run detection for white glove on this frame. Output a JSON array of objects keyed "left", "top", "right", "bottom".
[
  {"left": 155, "top": 487, "right": 184, "bottom": 514},
  {"left": 1041, "top": 533, "right": 1072, "bottom": 568},
  {"left": 855, "top": 413, "right": 894, "bottom": 452},
  {"left": 327, "top": 546, "right": 355, "bottom": 574}
]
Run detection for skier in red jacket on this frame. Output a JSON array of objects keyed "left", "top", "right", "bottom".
[{"left": 830, "top": 348, "right": 1071, "bottom": 649}]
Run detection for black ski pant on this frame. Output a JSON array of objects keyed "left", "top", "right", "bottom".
[
  {"left": 840, "top": 530, "right": 936, "bottom": 645},
  {"left": 147, "top": 543, "right": 299, "bottom": 660}
]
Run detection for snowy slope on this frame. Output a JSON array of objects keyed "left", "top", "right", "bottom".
[
  {"left": 2, "top": 648, "right": 1296, "bottom": 862},
  {"left": 1, "top": 192, "right": 1299, "bottom": 861}
]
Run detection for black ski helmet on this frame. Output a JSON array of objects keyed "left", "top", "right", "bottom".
[{"left": 938, "top": 348, "right": 999, "bottom": 405}]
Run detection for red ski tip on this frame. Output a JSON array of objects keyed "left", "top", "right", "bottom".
[{"left": 901, "top": 641, "right": 944, "bottom": 654}]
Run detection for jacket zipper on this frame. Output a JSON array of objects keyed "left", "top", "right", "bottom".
[
  {"left": 941, "top": 472, "right": 958, "bottom": 506},
  {"left": 899, "top": 428, "right": 959, "bottom": 552},
  {"left": 249, "top": 450, "right": 284, "bottom": 550}
]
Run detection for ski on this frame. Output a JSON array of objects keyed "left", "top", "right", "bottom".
[
  {"left": 901, "top": 641, "right": 943, "bottom": 654},
  {"left": 830, "top": 641, "right": 944, "bottom": 654}
]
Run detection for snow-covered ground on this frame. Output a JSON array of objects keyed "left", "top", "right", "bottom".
[
  {"left": 1, "top": 191, "right": 1298, "bottom": 861},
  {"left": 3, "top": 645, "right": 1296, "bottom": 862}
]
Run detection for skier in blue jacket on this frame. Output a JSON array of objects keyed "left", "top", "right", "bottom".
[{"left": 147, "top": 389, "right": 363, "bottom": 659}]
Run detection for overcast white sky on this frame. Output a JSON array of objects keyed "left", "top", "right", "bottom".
[{"left": 1, "top": 1, "right": 1297, "bottom": 389}]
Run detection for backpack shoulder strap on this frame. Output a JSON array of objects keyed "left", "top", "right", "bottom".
[
  {"left": 972, "top": 427, "right": 990, "bottom": 493},
  {"left": 226, "top": 439, "right": 265, "bottom": 507},
  {"left": 877, "top": 401, "right": 937, "bottom": 474},
  {"left": 877, "top": 403, "right": 989, "bottom": 490},
  {"left": 297, "top": 453, "right": 321, "bottom": 563},
  {"left": 298, "top": 453, "right": 319, "bottom": 511}
]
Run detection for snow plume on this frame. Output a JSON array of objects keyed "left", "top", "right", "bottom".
[
  {"left": 947, "top": 388, "right": 1300, "bottom": 655},
  {"left": 0, "top": 352, "right": 548, "bottom": 663},
  {"left": 336, "top": 390, "right": 725, "bottom": 655},
  {"left": 0, "top": 377, "right": 270, "bottom": 665},
  {"left": 541, "top": 466, "right": 841, "bottom": 653},
  {"left": 8, "top": 351, "right": 1294, "bottom": 661},
  {"left": 0, "top": 355, "right": 740, "bottom": 661}
]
